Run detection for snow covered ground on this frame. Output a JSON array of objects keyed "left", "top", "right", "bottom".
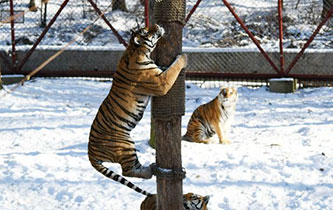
[{"left": 0, "top": 78, "right": 332, "bottom": 209}]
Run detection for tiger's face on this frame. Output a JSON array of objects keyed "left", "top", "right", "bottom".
[
  {"left": 218, "top": 87, "right": 238, "bottom": 106},
  {"left": 183, "top": 193, "right": 210, "bottom": 210},
  {"left": 131, "top": 24, "right": 165, "bottom": 51}
]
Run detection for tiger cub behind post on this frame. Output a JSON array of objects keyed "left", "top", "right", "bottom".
[
  {"left": 183, "top": 87, "right": 238, "bottom": 144},
  {"left": 88, "top": 24, "right": 187, "bottom": 196},
  {"left": 140, "top": 193, "right": 210, "bottom": 210}
]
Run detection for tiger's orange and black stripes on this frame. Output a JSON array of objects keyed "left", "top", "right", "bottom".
[
  {"left": 88, "top": 24, "right": 187, "bottom": 196},
  {"left": 183, "top": 87, "right": 237, "bottom": 144},
  {"left": 140, "top": 193, "right": 210, "bottom": 210}
]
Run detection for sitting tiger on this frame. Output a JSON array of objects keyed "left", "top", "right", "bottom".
[
  {"left": 88, "top": 24, "right": 187, "bottom": 196},
  {"left": 182, "top": 87, "right": 238, "bottom": 144},
  {"left": 140, "top": 193, "right": 210, "bottom": 210}
]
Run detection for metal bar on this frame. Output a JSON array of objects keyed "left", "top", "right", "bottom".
[
  {"left": 186, "top": 72, "right": 281, "bottom": 79},
  {"left": 144, "top": 0, "right": 149, "bottom": 27},
  {"left": 11, "top": 69, "right": 333, "bottom": 81},
  {"left": 9, "top": 0, "right": 16, "bottom": 71},
  {"left": 285, "top": 5, "right": 333, "bottom": 74},
  {"left": 185, "top": 72, "right": 333, "bottom": 80},
  {"left": 278, "top": 0, "right": 284, "bottom": 73},
  {"left": 16, "top": 0, "right": 70, "bottom": 72},
  {"left": 88, "top": 0, "right": 128, "bottom": 47},
  {"left": 221, "top": 0, "right": 280, "bottom": 74},
  {"left": 185, "top": 0, "right": 202, "bottom": 24}
]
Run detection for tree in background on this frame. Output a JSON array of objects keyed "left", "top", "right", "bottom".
[
  {"left": 112, "top": 0, "right": 128, "bottom": 12},
  {"left": 322, "top": 0, "right": 333, "bottom": 19},
  {"left": 28, "top": 0, "right": 37, "bottom": 12}
]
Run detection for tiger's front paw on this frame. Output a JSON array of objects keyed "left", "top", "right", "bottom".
[{"left": 177, "top": 54, "right": 188, "bottom": 69}]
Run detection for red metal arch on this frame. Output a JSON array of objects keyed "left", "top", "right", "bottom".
[{"left": 184, "top": 0, "right": 333, "bottom": 78}]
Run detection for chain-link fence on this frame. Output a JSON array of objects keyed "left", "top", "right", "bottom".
[
  {"left": 0, "top": 0, "right": 144, "bottom": 46},
  {"left": 0, "top": 0, "right": 332, "bottom": 86},
  {"left": 184, "top": 0, "right": 332, "bottom": 49},
  {"left": 0, "top": 0, "right": 330, "bottom": 48}
]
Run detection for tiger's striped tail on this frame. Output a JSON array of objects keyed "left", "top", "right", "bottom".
[{"left": 90, "top": 158, "right": 153, "bottom": 197}]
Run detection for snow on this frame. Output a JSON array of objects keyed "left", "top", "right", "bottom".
[
  {"left": 269, "top": 77, "right": 295, "bottom": 81},
  {"left": 0, "top": 0, "right": 332, "bottom": 209},
  {"left": 1, "top": 78, "right": 332, "bottom": 210}
]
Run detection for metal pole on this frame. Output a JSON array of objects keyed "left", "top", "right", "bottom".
[
  {"left": 16, "top": 0, "right": 70, "bottom": 72},
  {"left": 185, "top": 0, "right": 202, "bottom": 24},
  {"left": 9, "top": 0, "right": 16, "bottom": 71},
  {"left": 221, "top": 0, "right": 280, "bottom": 74},
  {"left": 285, "top": 5, "right": 333, "bottom": 74},
  {"left": 145, "top": 0, "right": 149, "bottom": 27},
  {"left": 278, "top": 0, "right": 284, "bottom": 74},
  {"left": 88, "top": 0, "right": 128, "bottom": 47}
]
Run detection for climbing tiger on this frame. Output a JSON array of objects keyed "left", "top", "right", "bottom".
[
  {"left": 88, "top": 24, "right": 187, "bottom": 196},
  {"left": 182, "top": 87, "right": 238, "bottom": 144},
  {"left": 140, "top": 193, "right": 210, "bottom": 210}
]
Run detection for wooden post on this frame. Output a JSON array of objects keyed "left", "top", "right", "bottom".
[{"left": 151, "top": 1, "right": 186, "bottom": 210}]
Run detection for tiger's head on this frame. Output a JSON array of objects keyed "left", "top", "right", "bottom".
[
  {"left": 130, "top": 24, "right": 165, "bottom": 52},
  {"left": 183, "top": 193, "right": 210, "bottom": 210},
  {"left": 218, "top": 87, "right": 238, "bottom": 106}
]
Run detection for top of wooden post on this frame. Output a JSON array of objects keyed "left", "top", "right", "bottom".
[{"left": 154, "top": 0, "right": 186, "bottom": 24}]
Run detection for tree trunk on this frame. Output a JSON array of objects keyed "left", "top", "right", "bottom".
[
  {"left": 151, "top": 1, "right": 186, "bottom": 209},
  {"left": 28, "top": 0, "right": 37, "bottom": 12},
  {"left": 112, "top": 0, "right": 128, "bottom": 12},
  {"left": 322, "top": 0, "right": 333, "bottom": 19}
]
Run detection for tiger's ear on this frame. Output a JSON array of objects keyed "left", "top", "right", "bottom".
[{"left": 204, "top": 196, "right": 210, "bottom": 204}]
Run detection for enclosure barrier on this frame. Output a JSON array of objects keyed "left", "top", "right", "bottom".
[
  {"left": 1, "top": 47, "right": 333, "bottom": 87},
  {"left": 0, "top": 0, "right": 332, "bottom": 87}
]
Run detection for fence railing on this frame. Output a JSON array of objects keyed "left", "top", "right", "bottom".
[{"left": 0, "top": 0, "right": 332, "bottom": 86}]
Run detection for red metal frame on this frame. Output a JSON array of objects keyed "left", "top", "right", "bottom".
[
  {"left": 2, "top": 0, "right": 333, "bottom": 81},
  {"left": 87, "top": 0, "right": 127, "bottom": 47},
  {"left": 185, "top": 0, "right": 333, "bottom": 80},
  {"left": 220, "top": 0, "right": 333, "bottom": 78},
  {"left": 9, "top": 0, "right": 16, "bottom": 70},
  {"left": 221, "top": 0, "right": 281, "bottom": 75},
  {"left": 285, "top": 5, "right": 333, "bottom": 74},
  {"left": 16, "top": 0, "right": 70, "bottom": 73},
  {"left": 278, "top": 0, "right": 284, "bottom": 74},
  {"left": 144, "top": 0, "right": 149, "bottom": 27},
  {"left": 12, "top": 0, "right": 128, "bottom": 73},
  {"left": 185, "top": 72, "right": 333, "bottom": 80},
  {"left": 185, "top": 0, "right": 202, "bottom": 24}
]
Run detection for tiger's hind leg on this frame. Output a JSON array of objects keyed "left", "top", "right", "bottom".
[
  {"left": 192, "top": 124, "right": 214, "bottom": 144},
  {"left": 120, "top": 154, "right": 153, "bottom": 179}
]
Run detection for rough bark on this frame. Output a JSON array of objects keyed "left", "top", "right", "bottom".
[{"left": 151, "top": 1, "right": 186, "bottom": 209}]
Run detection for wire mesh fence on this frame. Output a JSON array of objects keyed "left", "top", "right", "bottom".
[
  {"left": 0, "top": 0, "right": 144, "bottom": 46},
  {"left": 0, "top": 0, "right": 332, "bottom": 87},
  {"left": 0, "top": 0, "right": 330, "bottom": 48},
  {"left": 184, "top": 0, "right": 332, "bottom": 49}
]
